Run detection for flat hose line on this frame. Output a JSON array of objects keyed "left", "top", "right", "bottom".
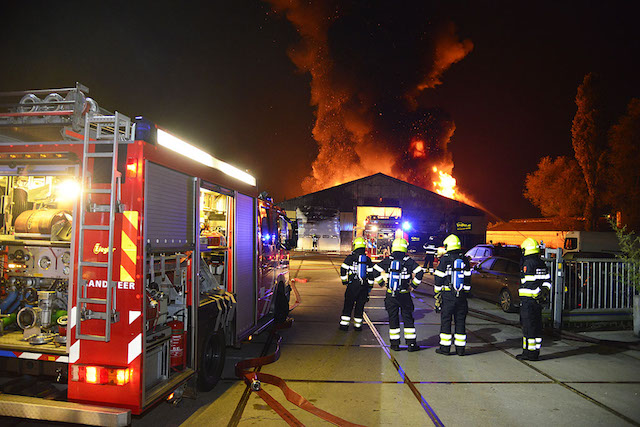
[
  {"left": 362, "top": 312, "right": 444, "bottom": 427},
  {"left": 230, "top": 257, "right": 363, "bottom": 427},
  {"left": 233, "top": 319, "right": 365, "bottom": 427},
  {"left": 327, "top": 256, "right": 445, "bottom": 426}
]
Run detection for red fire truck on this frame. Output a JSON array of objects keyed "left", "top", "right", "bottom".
[
  {"left": 0, "top": 84, "right": 296, "bottom": 425},
  {"left": 363, "top": 215, "right": 401, "bottom": 259}
]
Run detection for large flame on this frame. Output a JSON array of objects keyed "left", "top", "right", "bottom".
[
  {"left": 432, "top": 166, "right": 457, "bottom": 199},
  {"left": 430, "top": 164, "right": 482, "bottom": 211},
  {"left": 267, "top": 1, "right": 474, "bottom": 201}
]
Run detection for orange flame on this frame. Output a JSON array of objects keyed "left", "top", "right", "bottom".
[
  {"left": 410, "top": 139, "right": 426, "bottom": 158},
  {"left": 432, "top": 166, "right": 457, "bottom": 199}
]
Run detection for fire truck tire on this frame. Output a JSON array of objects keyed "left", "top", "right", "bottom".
[
  {"left": 274, "top": 281, "right": 290, "bottom": 324},
  {"left": 197, "top": 329, "right": 226, "bottom": 391}
]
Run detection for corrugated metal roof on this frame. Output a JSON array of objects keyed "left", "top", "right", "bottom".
[{"left": 488, "top": 218, "right": 585, "bottom": 231}]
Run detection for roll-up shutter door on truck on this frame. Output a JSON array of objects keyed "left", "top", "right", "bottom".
[
  {"left": 234, "top": 192, "right": 256, "bottom": 339},
  {"left": 145, "top": 162, "right": 195, "bottom": 251}
]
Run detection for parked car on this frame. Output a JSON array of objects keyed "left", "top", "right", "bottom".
[
  {"left": 465, "top": 244, "right": 521, "bottom": 267},
  {"left": 470, "top": 256, "right": 521, "bottom": 312}
]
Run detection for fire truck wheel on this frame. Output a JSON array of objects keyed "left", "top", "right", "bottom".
[
  {"left": 274, "top": 281, "right": 290, "bottom": 324},
  {"left": 197, "top": 329, "right": 226, "bottom": 391}
]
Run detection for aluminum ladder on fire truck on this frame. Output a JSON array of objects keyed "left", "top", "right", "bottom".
[{"left": 75, "top": 111, "right": 132, "bottom": 342}]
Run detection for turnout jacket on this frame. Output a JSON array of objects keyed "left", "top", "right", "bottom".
[
  {"left": 519, "top": 254, "right": 551, "bottom": 299},
  {"left": 423, "top": 242, "right": 438, "bottom": 255},
  {"left": 433, "top": 249, "right": 471, "bottom": 294},
  {"left": 340, "top": 248, "right": 374, "bottom": 287},
  {"left": 373, "top": 251, "right": 425, "bottom": 293}
]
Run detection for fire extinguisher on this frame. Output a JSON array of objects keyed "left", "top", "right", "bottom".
[{"left": 169, "top": 317, "right": 186, "bottom": 371}]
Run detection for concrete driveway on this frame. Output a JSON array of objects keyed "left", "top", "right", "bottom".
[{"left": 134, "top": 251, "right": 640, "bottom": 426}]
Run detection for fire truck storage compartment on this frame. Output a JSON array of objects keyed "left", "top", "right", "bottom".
[
  {"left": 143, "top": 162, "right": 196, "bottom": 393},
  {"left": 0, "top": 170, "right": 76, "bottom": 358},
  {"left": 199, "top": 186, "right": 231, "bottom": 293},
  {"left": 145, "top": 339, "right": 169, "bottom": 390}
]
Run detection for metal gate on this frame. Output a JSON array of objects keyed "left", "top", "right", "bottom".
[{"left": 543, "top": 248, "right": 636, "bottom": 327}]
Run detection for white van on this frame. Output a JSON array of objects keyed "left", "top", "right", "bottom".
[{"left": 563, "top": 231, "right": 620, "bottom": 255}]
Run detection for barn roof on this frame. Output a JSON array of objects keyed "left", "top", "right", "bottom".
[{"left": 279, "top": 172, "right": 484, "bottom": 216}]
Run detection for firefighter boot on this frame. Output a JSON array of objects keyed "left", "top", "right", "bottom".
[
  {"left": 407, "top": 339, "right": 419, "bottom": 352},
  {"left": 529, "top": 350, "right": 540, "bottom": 361},
  {"left": 390, "top": 340, "right": 401, "bottom": 351},
  {"left": 339, "top": 316, "right": 350, "bottom": 331},
  {"left": 516, "top": 350, "right": 532, "bottom": 361},
  {"left": 455, "top": 345, "right": 465, "bottom": 356},
  {"left": 435, "top": 345, "right": 452, "bottom": 356}
]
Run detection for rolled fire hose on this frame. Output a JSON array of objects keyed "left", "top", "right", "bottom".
[{"left": 234, "top": 318, "right": 365, "bottom": 427}]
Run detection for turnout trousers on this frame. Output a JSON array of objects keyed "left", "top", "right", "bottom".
[
  {"left": 384, "top": 292, "right": 416, "bottom": 345},
  {"left": 439, "top": 292, "right": 468, "bottom": 350},
  {"left": 423, "top": 254, "right": 435, "bottom": 272},
  {"left": 340, "top": 282, "right": 369, "bottom": 329},
  {"left": 520, "top": 297, "right": 543, "bottom": 355}
]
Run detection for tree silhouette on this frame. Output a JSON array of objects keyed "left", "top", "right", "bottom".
[
  {"left": 571, "top": 73, "right": 608, "bottom": 230},
  {"left": 524, "top": 156, "right": 586, "bottom": 219},
  {"left": 607, "top": 98, "right": 640, "bottom": 230}
]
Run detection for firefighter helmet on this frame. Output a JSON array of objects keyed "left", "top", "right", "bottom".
[
  {"left": 521, "top": 238, "right": 540, "bottom": 256},
  {"left": 391, "top": 238, "right": 409, "bottom": 253},
  {"left": 443, "top": 234, "right": 461, "bottom": 251},
  {"left": 353, "top": 237, "right": 366, "bottom": 250}
]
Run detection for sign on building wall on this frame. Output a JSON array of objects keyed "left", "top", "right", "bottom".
[{"left": 456, "top": 221, "right": 472, "bottom": 231}]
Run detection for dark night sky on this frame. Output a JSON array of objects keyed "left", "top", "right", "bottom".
[{"left": 1, "top": 1, "right": 639, "bottom": 221}]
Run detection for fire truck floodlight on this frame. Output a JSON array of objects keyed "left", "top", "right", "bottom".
[
  {"left": 402, "top": 221, "right": 411, "bottom": 231},
  {"left": 56, "top": 178, "right": 81, "bottom": 202},
  {"left": 156, "top": 129, "right": 256, "bottom": 186}
]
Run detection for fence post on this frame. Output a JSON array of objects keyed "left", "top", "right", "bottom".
[{"left": 553, "top": 247, "right": 564, "bottom": 329}]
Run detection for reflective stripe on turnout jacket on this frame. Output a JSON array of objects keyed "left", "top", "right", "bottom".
[
  {"left": 340, "top": 249, "right": 374, "bottom": 286},
  {"left": 373, "top": 254, "right": 425, "bottom": 292},
  {"left": 519, "top": 254, "right": 551, "bottom": 299},
  {"left": 433, "top": 250, "right": 471, "bottom": 293}
]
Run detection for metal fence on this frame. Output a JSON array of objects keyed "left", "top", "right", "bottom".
[{"left": 543, "top": 248, "right": 637, "bottom": 326}]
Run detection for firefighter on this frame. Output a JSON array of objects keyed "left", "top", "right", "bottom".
[
  {"left": 423, "top": 236, "right": 438, "bottom": 274},
  {"left": 518, "top": 237, "right": 551, "bottom": 361},
  {"left": 373, "top": 238, "right": 424, "bottom": 351},
  {"left": 339, "top": 237, "right": 374, "bottom": 331},
  {"left": 434, "top": 234, "right": 471, "bottom": 356},
  {"left": 311, "top": 234, "right": 319, "bottom": 251}
]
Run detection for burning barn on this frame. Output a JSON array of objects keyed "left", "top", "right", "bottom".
[{"left": 280, "top": 173, "right": 487, "bottom": 253}]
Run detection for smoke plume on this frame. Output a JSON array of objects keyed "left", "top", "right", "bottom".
[{"left": 268, "top": 1, "right": 473, "bottom": 196}]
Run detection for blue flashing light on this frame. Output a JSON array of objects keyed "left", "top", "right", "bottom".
[{"left": 402, "top": 221, "right": 411, "bottom": 231}]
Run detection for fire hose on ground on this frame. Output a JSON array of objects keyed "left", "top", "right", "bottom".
[
  {"left": 234, "top": 318, "right": 365, "bottom": 427},
  {"left": 233, "top": 276, "right": 363, "bottom": 427}
]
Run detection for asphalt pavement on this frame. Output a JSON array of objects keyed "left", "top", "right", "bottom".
[{"left": 134, "top": 251, "right": 640, "bottom": 426}]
